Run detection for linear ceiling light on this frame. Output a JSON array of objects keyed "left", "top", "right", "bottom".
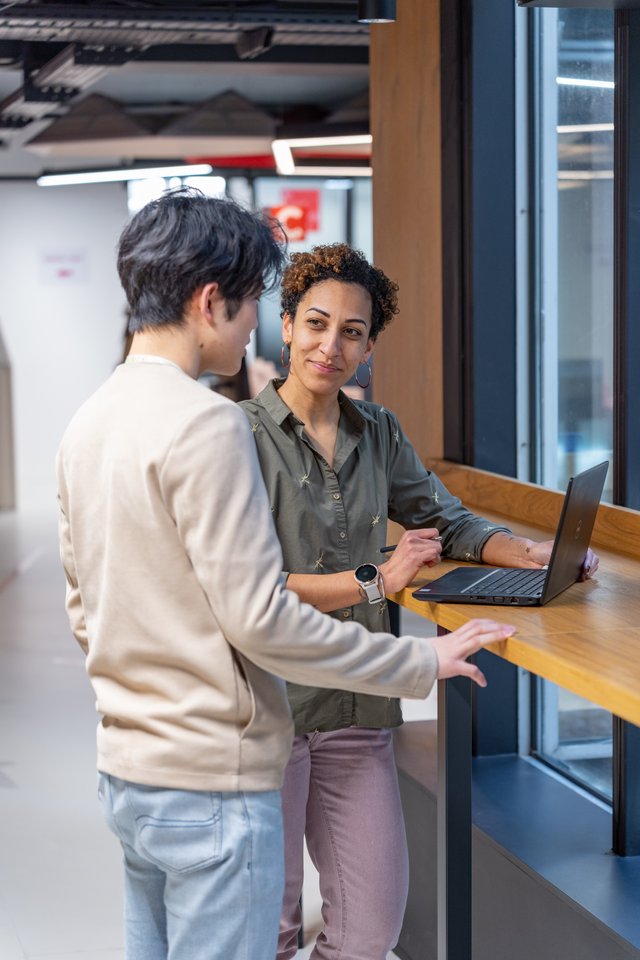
[
  {"left": 271, "top": 134, "right": 372, "bottom": 176},
  {"left": 283, "top": 135, "right": 372, "bottom": 148},
  {"left": 557, "top": 123, "right": 614, "bottom": 134},
  {"left": 557, "top": 170, "right": 613, "bottom": 180},
  {"left": 279, "top": 166, "right": 372, "bottom": 178},
  {"left": 556, "top": 77, "right": 614, "bottom": 90},
  {"left": 357, "top": 0, "right": 396, "bottom": 23},
  {"left": 37, "top": 163, "right": 213, "bottom": 186},
  {"left": 271, "top": 140, "right": 295, "bottom": 176}
]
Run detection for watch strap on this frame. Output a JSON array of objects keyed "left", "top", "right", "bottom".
[{"left": 355, "top": 567, "right": 386, "bottom": 604}]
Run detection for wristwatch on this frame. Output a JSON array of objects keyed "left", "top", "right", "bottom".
[{"left": 354, "top": 562, "right": 385, "bottom": 604}]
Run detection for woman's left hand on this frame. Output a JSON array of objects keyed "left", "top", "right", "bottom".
[{"left": 579, "top": 546, "right": 599, "bottom": 580}]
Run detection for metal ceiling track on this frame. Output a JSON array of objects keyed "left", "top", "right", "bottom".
[
  {"left": 0, "top": 2, "right": 368, "bottom": 148},
  {"left": 0, "top": 3, "right": 368, "bottom": 52},
  {"left": 0, "top": 2, "right": 366, "bottom": 27}
]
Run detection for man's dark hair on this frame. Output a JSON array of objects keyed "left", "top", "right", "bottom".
[{"left": 117, "top": 188, "right": 285, "bottom": 332}]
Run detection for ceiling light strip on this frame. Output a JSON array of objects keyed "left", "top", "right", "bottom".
[
  {"left": 556, "top": 77, "right": 614, "bottom": 90},
  {"left": 557, "top": 123, "right": 614, "bottom": 134},
  {"left": 271, "top": 136, "right": 372, "bottom": 176},
  {"left": 271, "top": 140, "right": 295, "bottom": 175},
  {"left": 283, "top": 166, "right": 372, "bottom": 178},
  {"left": 284, "top": 135, "right": 372, "bottom": 148},
  {"left": 557, "top": 170, "right": 613, "bottom": 180},
  {"left": 37, "top": 164, "right": 213, "bottom": 187}
]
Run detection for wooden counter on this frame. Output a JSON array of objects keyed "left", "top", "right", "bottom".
[
  {"left": 392, "top": 516, "right": 640, "bottom": 727},
  {"left": 388, "top": 460, "right": 640, "bottom": 726},
  {"left": 386, "top": 460, "right": 640, "bottom": 960}
]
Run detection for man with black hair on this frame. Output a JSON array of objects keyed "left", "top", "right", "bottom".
[{"left": 56, "top": 189, "right": 513, "bottom": 960}]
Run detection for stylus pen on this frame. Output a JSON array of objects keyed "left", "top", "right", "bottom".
[{"left": 380, "top": 537, "right": 442, "bottom": 553}]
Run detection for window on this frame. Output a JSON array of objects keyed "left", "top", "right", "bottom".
[
  {"left": 531, "top": 8, "right": 614, "bottom": 498},
  {"left": 126, "top": 174, "right": 226, "bottom": 213},
  {"left": 528, "top": 8, "right": 614, "bottom": 800}
]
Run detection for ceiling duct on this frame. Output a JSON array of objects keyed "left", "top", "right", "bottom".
[
  {"left": 23, "top": 42, "right": 137, "bottom": 102},
  {"left": 0, "top": 41, "right": 138, "bottom": 146},
  {"left": 235, "top": 26, "right": 275, "bottom": 60},
  {"left": 0, "top": 5, "right": 369, "bottom": 163}
]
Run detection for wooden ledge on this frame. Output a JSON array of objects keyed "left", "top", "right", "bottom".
[
  {"left": 425, "top": 458, "right": 640, "bottom": 561},
  {"left": 387, "top": 460, "right": 640, "bottom": 726}
]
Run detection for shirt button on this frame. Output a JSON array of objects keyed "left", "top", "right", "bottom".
[
  {"left": 339, "top": 531, "right": 347, "bottom": 540},
  {"left": 342, "top": 610, "right": 351, "bottom": 619},
  {"left": 333, "top": 493, "right": 341, "bottom": 500}
]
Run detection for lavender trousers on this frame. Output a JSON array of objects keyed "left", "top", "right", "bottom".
[{"left": 277, "top": 727, "right": 409, "bottom": 960}]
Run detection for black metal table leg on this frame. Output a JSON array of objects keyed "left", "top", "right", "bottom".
[{"left": 437, "top": 645, "right": 473, "bottom": 960}]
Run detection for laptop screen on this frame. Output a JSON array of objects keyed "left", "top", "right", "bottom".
[{"left": 541, "top": 460, "right": 608, "bottom": 603}]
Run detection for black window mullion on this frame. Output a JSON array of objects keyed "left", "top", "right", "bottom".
[
  {"left": 469, "top": 0, "right": 520, "bottom": 753},
  {"left": 470, "top": 0, "right": 518, "bottom": 478},
  {"left": 613, "top": 10, "right": 629, "bottom": 507},
  {"left": 441, "top": 0, "right": 520, "bottom": 757},
  {"left": 613, "top": 718, "right": 640, "bottom": 856},
  {"left": 441, "top": 0, "right": 473, "bottom": 466},
  {"left": 611, "top": 9, "right": 640, "bottom": 857},
  {"left": 614, "top": 10, "right": 640, "bottom": 509}
]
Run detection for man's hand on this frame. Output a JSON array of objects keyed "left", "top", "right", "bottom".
[
  {"left": 381, "top": 528, "right": 443, "bottom": 594},
  {"left": 432, "top": 619, "right": 516, "bottom": 687}
]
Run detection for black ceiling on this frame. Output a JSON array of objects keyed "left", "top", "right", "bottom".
[{"left": 0, "top": 2, "right": 372, "bottom": 174}]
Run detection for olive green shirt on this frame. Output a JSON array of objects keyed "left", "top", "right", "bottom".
[{"left": 240, "top": 380, "right": 510, "bottom": 735}]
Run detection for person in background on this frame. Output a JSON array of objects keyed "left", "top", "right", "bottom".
[
  {"left": 240, "top": 242, "right": 599, "bottom": 960},
  {"left": 56, "top": 192, "right": 513, "bottom": 960}
]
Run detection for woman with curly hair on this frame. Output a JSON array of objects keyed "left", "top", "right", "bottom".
[{"left": 240, "top": 243, "right": 594, "bottom": 960}]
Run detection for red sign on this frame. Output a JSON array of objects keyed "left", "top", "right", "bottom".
[
  {"left": 282, "top": 189, "right": 320, "bottom": 231},
  {"left": 270, "top": 188, "right": 321, "bottom": 242},
  {"left": 269, "top": 203, "right": 308, "bottom": 241}
]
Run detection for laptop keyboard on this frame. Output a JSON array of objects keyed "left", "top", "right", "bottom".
[{"left": 461, "top": 567, "right": 547, "bottom": 597}]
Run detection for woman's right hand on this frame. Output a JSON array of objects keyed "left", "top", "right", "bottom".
[
  {"left": 431, "top": 619, "right": 516, "bottom": 687},
  {"left": 381, "top": 528, "right": 443, "bottom": 595}
]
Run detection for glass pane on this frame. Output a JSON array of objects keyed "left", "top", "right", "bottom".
[
  {"left": 538, "top": 8, "right": 614, "bottom": 498},
  {"left": 532, "top": 9, "right": 614, "bottom": 802},
  {"left": 537, "top": 681, "right": 612, "bottom": 801}
]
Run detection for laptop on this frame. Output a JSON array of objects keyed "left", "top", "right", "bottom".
[{"left": 411, "top": 460, "right": 608, "bottom": 607}]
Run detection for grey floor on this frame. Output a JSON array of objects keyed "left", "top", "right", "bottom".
[{"left": 0, "top": 509, "right": 435, "bottom": 959}]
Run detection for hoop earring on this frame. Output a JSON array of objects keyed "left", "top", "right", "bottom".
[
  {"left": 355, "top": 359, "right": 371, "bottom": 389},
  {"left": 281, "top": 342, "right": 291, "bottom": 368}
]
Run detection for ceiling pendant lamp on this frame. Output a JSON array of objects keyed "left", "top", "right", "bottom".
[{"left": 357, "top": 0, "right": 396, "bottom": 23}]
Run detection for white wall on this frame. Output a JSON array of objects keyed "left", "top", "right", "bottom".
[{"left": 0, "top": 181, "right": 130, "bottom": 511}]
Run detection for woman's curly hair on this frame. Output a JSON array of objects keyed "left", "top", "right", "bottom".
[{"left": 280, "top": 242, "right": 399, "bottom": 341}]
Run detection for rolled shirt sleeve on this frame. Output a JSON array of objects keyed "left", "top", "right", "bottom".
[{"left": 384, "top": 411, "right": 511, "bottom": 561}]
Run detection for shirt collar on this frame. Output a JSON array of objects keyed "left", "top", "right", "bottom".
[
  {"left": 125, "top": 354, "right": 185, "bottom": 375},
  {"left": 256, "top": 378, "right": 368, "bottom": 435},
  {"left": 256, "top": 379, "right": 300, "bottom": 427}
]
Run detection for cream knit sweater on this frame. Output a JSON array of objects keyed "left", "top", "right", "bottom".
[{"left": 56, "top": 362, "right": 437, "bottom": 792}]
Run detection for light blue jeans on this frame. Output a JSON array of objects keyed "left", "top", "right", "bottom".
[{"left": 97, "top": 773, "right": 284, "bottom": 960}]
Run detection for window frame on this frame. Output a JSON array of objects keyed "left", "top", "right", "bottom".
[{"left": 441, "top": 0, "right": 640, "bottom": 855}]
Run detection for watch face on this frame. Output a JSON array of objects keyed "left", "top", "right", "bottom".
[{"left": 356, "top": 563, "right": 378, "bottom": 584}]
